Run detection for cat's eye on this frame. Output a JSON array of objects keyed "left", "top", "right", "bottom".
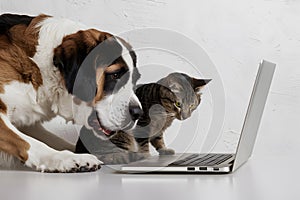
[
  {"left": 174, "top": 101, "right": 181, "bottom": 108},
  {"left": 190, "top": 104, "right": 195, "bottom": 109}
]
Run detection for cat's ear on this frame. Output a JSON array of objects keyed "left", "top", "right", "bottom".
[
  {"left": 168, "top": 82, "right": 182, "bottom": 93},
  {"left": 192, "top": 78, "right": 211, "bottom": 93}
]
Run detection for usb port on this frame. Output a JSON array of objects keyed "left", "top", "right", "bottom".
[
  {"left": 187, "top": 167, "right": 195, "bottom": 171},
  {"left": 213, "top": 168, "right": 219, "bottom": 171},
  {"left": 199, "top": 167, "right": 207, "bottom": 171}
]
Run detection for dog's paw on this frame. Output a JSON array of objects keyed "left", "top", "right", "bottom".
[
  {"left": 158, "top": 148, "right": 175, "bottom": 155},
  {"left": 27, "top": 150, "right": 102, "bottom": 173}
]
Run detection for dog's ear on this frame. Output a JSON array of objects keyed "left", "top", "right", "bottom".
[
  {"left": 53, "top": 30, "right": 124, "bottom": 102},
  {"left": 53, "top": 32, "right": 97, "bottom": 102}
]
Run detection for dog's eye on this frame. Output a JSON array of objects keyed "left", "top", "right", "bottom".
[
  {"left": 106, "top": 67, "right": 127, "bottom": 80},
  {"left": 111, "top": 72, "right": 121, "bottom": 80}
]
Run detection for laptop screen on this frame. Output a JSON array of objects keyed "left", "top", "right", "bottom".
[{"left": 233, "top": 60, "right": 275, "bottom": 170}]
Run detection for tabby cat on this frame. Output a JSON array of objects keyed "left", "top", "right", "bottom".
[{"left": 76, "top": 72, "right": 211, "bottom": 164}]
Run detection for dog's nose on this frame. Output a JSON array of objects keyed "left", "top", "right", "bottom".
[{"left": 129, "top": 105, "right": 143, "bottom": 121}]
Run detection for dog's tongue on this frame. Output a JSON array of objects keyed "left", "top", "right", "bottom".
[{"left": 98, "top": 126, "right": 112, "bottom": 136}]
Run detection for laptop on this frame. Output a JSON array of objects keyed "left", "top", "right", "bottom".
[{"left": 119, "top": 60, "right": 276, "bottom": 173}]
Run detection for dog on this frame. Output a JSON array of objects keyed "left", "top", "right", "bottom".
[{"left": 0, "top": 13, "right": 143, "bottom": 172}]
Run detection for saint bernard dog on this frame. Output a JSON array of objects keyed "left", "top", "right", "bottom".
[{"left": 0, "top": 14, "right": 143, "bottom": 172}]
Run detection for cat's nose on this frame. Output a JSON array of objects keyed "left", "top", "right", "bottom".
[
  {"left": 129, "top": 105, "right": 143, "bottom": 121},
  {"left": 181, "top": 112, "right": 191, "bottom": 120}
]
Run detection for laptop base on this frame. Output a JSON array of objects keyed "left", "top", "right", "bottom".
[{"left": 120, "top": 153, "right": 234, "bottom": 174}]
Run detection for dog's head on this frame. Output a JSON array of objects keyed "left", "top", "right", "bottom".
[{"left": 53, "top": 29, "right": 142, "bottom": 136}]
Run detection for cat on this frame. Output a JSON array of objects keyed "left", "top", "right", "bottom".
[
  {"left": 111, "top": 72, "right": 211, "bottom": 154},
  {"left": 75, "top": 72, "right": 211, "bottom": 164}
]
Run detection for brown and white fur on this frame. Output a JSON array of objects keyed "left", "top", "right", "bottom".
[{"left": 0, "top": 14, "right": 142, "bottom": 172}]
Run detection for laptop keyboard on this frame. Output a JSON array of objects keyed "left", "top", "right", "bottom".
[{"left": 169, "top": 154, "right": 233, "bottom": 166}]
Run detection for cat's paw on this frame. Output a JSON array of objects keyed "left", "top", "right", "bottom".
[
  {"left": 98, "top": 153, "right": 129, "bottom": 164},
  {"left": 129, "top": 152, "right": 150, "bottom": 161},
  {"left": 158, "top": 148, "right": 175, "bottom": 155},
  {"left": 97, "top": 152, "right": 150, "bottom": 165}
]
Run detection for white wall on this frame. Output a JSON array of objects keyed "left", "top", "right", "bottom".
[{"left": 1, "top": 0, "right": 299, "bottom": 157}]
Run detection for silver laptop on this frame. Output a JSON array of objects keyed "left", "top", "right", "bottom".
[{"left": 120, "top": 60, "right": 276, "bottom": 173}]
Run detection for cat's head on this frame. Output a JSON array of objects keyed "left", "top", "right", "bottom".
[{"left": 157, "top": 72, "right": 211, "bottom": 120}]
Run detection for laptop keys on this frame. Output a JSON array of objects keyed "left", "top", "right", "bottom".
[
  {"left": 169, "top": 154, "right": 233, "bottom": 166},
  {"left": 170, "top": 154, "right": 201, "bottom": 165}
]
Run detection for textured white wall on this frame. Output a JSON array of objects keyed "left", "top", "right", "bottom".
[{"left": 1, "top": 0, "right": 299, "bottom": 157}]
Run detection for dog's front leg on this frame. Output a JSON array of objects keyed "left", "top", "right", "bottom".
[
  {"left": 0, "top": 113, "right": 102, "bottom": 172},
  {"left": 20, "top": 123, "right": 76, "bottom": 152}
]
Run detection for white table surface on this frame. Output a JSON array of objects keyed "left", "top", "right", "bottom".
[{"left": 0, "top": 155, "right": 298, "bottom": 200}]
